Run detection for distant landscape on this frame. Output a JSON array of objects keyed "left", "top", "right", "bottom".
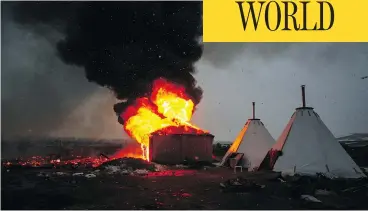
[
  {"left": 337, "top": 133, "right": 368, "bottom": 168},
  {"left": 1, "top": 137, "right": 130, "bottom": 159}
]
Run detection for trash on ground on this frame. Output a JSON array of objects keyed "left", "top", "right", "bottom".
[
  {"left": 315, "top": 189, "right": 335, "bottom": 196},
  {"left": 120, "top": 169, "right": 130, "bottom": 175},
  {"left": 37, "top": 172, "right": 49, "bottom": 177},
  {"left": 55, "top": 172, "right": 68, "bottom": 176},
  {"left": 154, "top": 164, "right": 168, "bottom": 171},
  {"left": 105, "top": 165, "right": 121, "bottom": 174},
  {"left": 220, "top": 177, "right": 263, "bottom": 193},
  {"left": 85, "top": 173, "right": 97, "bottom": 178},
  {"left": 135, "top": 169, "right": 149, "bottom": 175},
  {"left": 278, "top": 178, "right": 286, "bottom": 183},
  {"left": 301, "top": 194, "right": 322, "bottom": 203}
]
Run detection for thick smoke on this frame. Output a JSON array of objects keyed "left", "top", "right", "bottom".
[{"left": 11, "top": 2, "right": 204, "bottom": 124}]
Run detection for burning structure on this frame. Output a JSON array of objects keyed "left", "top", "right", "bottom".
[
  {"left": 150, "top": 133, "right": 214, "bottom": 164},
  {"left": 114, "top": 78, "right": 213, "bottom": 163}
]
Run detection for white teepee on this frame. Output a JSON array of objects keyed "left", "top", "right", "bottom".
[
  {"left": 220, "top": 102, "right": 275, "bottom": 170},
  {"left": 262, "top": 85, "right": 366, "bottom": 178}
]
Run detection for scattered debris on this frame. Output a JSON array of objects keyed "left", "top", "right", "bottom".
[
  {"left": 175, "top": 164, "right": 188, "bottom": 168},
  {"left": 99, "top": 158, "right": 155, "bottom": 171},
  {"left": 203, "top": 166, "right": 211, "bottom": 170},
  {"left": 154, "top": 164, "right": 168, "bottom": 171},
  {"left": 105, "top": 165, "right": 121, "bottom": 174},
  {"left": 55, "top": 172, "right": 68, "bottom": 176},
  {"left": 301, "top": 194, "right": 322, "bottom": 203},
  {"left": 37, "top": 172, "right": 49, "bottom": 177},
  {"left": 134, "top": 169, "right": 149, "bottom": 175},
  {"left": 278, "top": 178, "right": 286, "bottom": 183},
  {"left": 3, "top": 166, "right": 368, "bottom": 209},
  {"left": 315, "top": 189, "right": 335, "bottom": 196},
  {"left": 341, "top": 184, "right": 368, "bottom": 193},
  {"left": 220, "top": 177, "right": 263, "bottom": 193},
  {"left": 120, "top": 169, "right": 130, "bottom": 175},
  {"left": 85, "top": 173, "right": 97, "bottom": 178},
  {"left": 318, "top": 172, "right": 338, "bottom": 180},
  {"left": 88, "top": 158, "right": 171, "bottom": 175}
]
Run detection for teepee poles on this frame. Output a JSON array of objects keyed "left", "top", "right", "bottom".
[{"left": 301, "top": 85, "right": 306, "bottom": 108}]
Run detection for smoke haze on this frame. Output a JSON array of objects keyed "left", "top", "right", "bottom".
[{"left": 1, "top": 3, "right": 126, "bottom": 139}]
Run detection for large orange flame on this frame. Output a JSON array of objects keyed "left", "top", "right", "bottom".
[{"left": 121, "top": 78, "right": 206, "bottom": 160}]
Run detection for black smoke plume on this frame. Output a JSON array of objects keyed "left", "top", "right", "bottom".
[{"left": 11, "top": 2, "right": 203, "bottom": 124}]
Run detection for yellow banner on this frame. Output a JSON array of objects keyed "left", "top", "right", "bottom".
[{"left": 203, "top": 0, "right": 368, "bottom": 42}]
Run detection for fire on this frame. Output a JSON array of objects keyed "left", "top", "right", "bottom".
[
  {"left": 1, "top": 78, "right": 206, "bottom": 168},
  {"left": 121, "top": 78, "right": 206, "bottom": 160},
  {"left": 110, "top": 143, "right": 146, "bottom": 160}
]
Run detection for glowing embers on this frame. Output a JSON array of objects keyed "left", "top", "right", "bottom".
[{"left": 2, "top": 155, "right": 109, "bottom": 168}]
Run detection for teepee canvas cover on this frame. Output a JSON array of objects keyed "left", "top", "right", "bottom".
[
  {"left": 259, "top": 85, "right": 366, "bottom": 178},
  {"left": 220, "top": 102, "right": 275, "bottom": 170}
]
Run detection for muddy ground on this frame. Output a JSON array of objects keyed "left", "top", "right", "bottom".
[{"left": 2, "top": 166, "right": 368, "bottom": 210}]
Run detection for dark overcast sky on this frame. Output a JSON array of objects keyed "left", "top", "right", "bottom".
[{"left": 2, "top": 3, "right": 367, "bottom": 141}]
